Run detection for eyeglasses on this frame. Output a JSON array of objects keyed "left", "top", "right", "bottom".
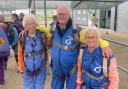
[
  {"left": 57, "top": 13, "right": 68, "bottom": 17},
  {"left": 86, "top": 36, "right": 98, "bottom": 39}
]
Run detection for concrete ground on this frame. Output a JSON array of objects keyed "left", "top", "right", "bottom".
[
  {"left": 0, "top": 29, "right": 128, "bottom": 89},
  {"left": 100, "top": 29, "right": 128, "bottom": 89}
]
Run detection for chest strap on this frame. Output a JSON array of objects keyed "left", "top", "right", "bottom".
[
  {"left": 103, "top": 57, "right": 109, "bottom": 78},
  {"left": 24, "top": 50, "right": 43, "bottom": 57},
  {"left": 83, "top": 70, "right": 106, "bottom": 81},
  {"left": 53, "top": 40, "right": 78, "bottom": 50}
]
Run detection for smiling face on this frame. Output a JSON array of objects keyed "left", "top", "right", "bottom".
[
  {"left": 57, "top": 6, "right": 70, "bottom": 26},
  {"left": 22, "top": 14, "right": 37, "bottom": 32},
  {"left": 85, "top": 30, "right": 98, "bottom": 49},
  {"left": 26, "top": 18, "right": 36, "bottom": 32}
]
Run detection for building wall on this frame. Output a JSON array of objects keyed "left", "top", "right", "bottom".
[
  {"left": 72, "top": 10, "right": 88, "bottom": 26},
  {"left": 110, "top": 1, "right": 128, "bottom": 32},
  {"left": 73, "top": 9, "right": 100, "bottom": 27},
  {"left": 117, "top": 1, "right": 128, "bottom": 32},
  {"left": 110, "top": 7, "right": 115, "bottom": 31}
]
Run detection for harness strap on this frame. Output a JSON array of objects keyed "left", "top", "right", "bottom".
[
  {"left": 24, "top": 50, "right": 43, "bottom": 57},
  {"left": 66, "top": 64, "right": 77, "bottom": 80},
  {"left": 26, "top": 62, "right": 46, "bottom": 76},
  {"left": 100, "top": 82, "right": 109, "bottom": 89},
  {"left": 103, "top": 57, "right": 108, "bottom": 78},
  {"left": 83, "top": 70, "right": 105, "bottom": 81},
  {"left": 56, "top": 64, "right": 77, "bottom": 80},
  {"left": 53, "top": 40, "right": 78, "bottom": 50},
  {"left": 50, "top": 21, "right": 81, "bottom": 45}
]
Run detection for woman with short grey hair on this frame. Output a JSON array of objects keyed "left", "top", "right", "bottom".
[
  {"left": 77, "top": 26, "right": 119, "bottom": 89},
  {"left": 18, "top": 14, "right": 47, "bottom": 89}
]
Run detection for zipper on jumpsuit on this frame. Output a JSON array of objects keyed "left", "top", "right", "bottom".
[
  {"left": 89, "top": 54, "right": 93, "bottom": 88},
  {"left": 32, "top": 38, "right": 36, "bottom": 89},
  {"left": 88, "top": 62, "right": 92, "bottom": 88},
  {"left": 58, "top": 37, "right": 65, "bottom": 78}
]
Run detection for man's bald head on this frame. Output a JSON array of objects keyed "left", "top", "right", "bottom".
[{"left": 56, "top": 5, "right": 71, "bottom": 26}]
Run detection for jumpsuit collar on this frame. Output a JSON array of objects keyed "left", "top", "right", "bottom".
[
  {"left": 87, "top": 45, "right": 99, "bottom": 54},
  {"left": 56, "top": 18, "right": 72, "bottom": 37}
]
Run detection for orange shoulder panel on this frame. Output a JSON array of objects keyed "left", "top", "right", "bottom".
[{"left": 18, "top": 40, "right": 24, "bottom": 73}]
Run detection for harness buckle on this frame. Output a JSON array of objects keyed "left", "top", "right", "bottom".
[
  {"left": 83, "top": 70, "right": 105, "bottom": 81},
  {"left": 63, "top": 46, "right": 68, "bottom": 50},
  {"left": 27, "top": 53, "right": 31, "bottom": 57}
]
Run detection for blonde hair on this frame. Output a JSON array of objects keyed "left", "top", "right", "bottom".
[
  {"left": 22, "top": 14, "right": 37, "bottom": 28},
  {"left": 85, "top": 26, "right": 100, "bottom": 39}
]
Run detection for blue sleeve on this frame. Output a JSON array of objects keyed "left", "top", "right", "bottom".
[{"left": 11, "top": 27, "right": 18, "bottom": 47}]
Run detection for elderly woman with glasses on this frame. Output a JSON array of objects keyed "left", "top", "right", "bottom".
[
  {"left": 18, "top": 14, "right": 47, "bottom": 89},
  {"left": 77, "top": 26, "right": 119, "bottom": 89}
]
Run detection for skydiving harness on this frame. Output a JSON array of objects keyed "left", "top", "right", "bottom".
[
  {"left": 20, "top": 30, "right": 47, "bottom": 76},
  {"left": 80, "top": 47, "right": 110, "bottom": 81},
  {"left": 82, "top": 57, "right": 110, "bottom": 81},
  {"left": 50, "top": 21, "right": 81, "bottom": 80},
  {"left": 50, "top": 21, "right": 81, "bottom": 51},
  {"left": 24, "top": 50, "right": 43, "bottom": 57}
]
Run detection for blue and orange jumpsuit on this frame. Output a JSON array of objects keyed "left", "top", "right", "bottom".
[{"left": 18, "top": 31, "right": 47, "bottom": 89}]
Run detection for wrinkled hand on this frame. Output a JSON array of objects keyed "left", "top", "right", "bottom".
[
  {"left": 19, "top": 28, "right": 28, "bottom": 37},
  {"left": 102, "top": 46, "right": 112, "bottom": 58}
]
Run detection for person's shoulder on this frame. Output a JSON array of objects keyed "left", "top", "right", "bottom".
[
  {"left": 8, "top": 23, "right": 16, "bottom": 29},
  {"left": 37, "top": 30, "right": 46, "bottom": 37},
  {"left": 11, "top": 26, "right": 18, "bottom": 32},
  {"left": 36, "top": 25, "right": 50, "bottom": 31}
]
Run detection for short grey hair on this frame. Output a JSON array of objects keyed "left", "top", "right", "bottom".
[
  {"left": 57, "top": 5, "right": 71, "bottom": 17},
  {"left": 85, "top": 26, "right": 100, "bottom": 39},
  {"left": 22, "top": 14, "right": 37, "bottom": 28}
]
